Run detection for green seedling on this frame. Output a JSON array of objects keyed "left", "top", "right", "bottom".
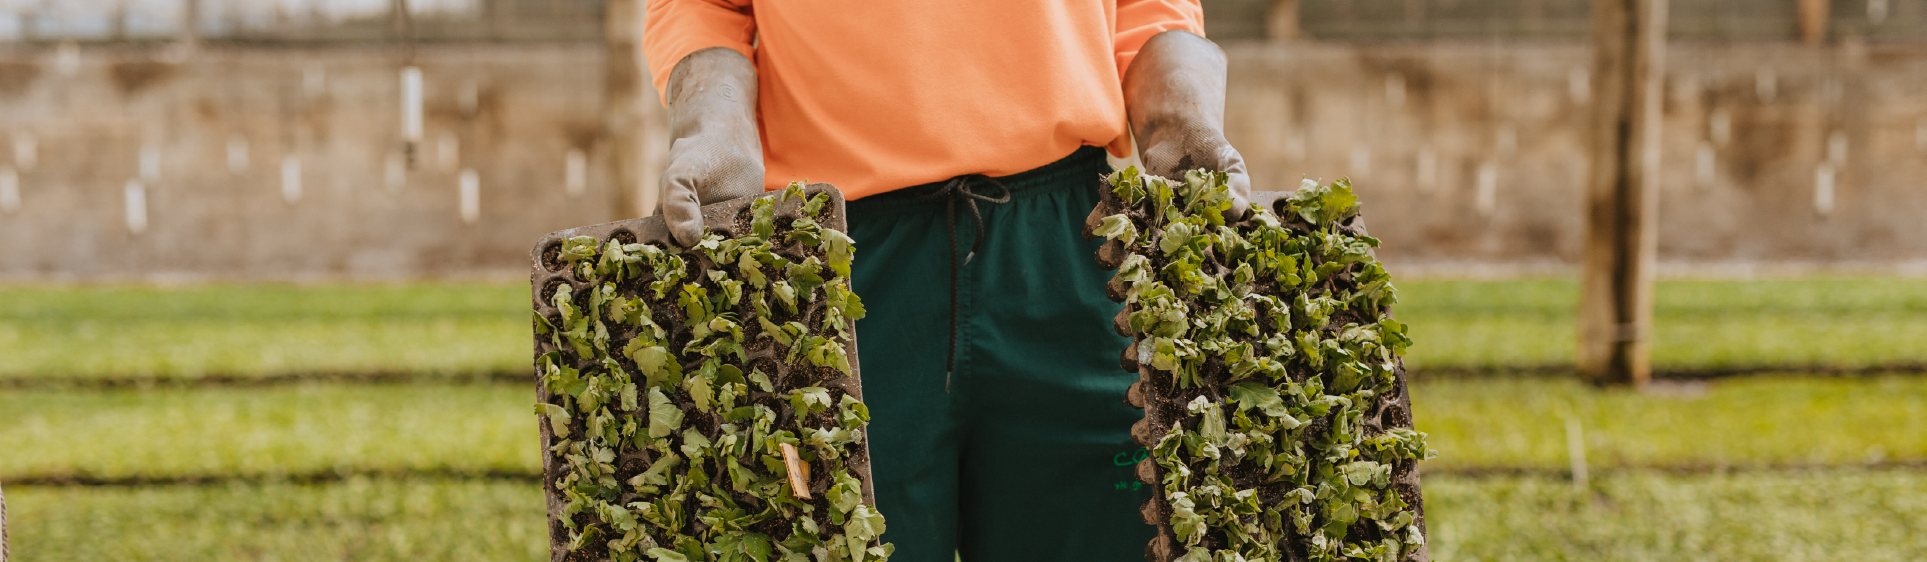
[
  {"left": 1097, "top": 170, "right": 1434, "bottom": 562},
  {"left": 535, "top": 187, "right": 887, "bottom": 562}
]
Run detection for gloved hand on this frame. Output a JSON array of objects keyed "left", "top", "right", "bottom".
[
  {"left": 659, "top": 47, "right": 766, "bottom": 247},
  {"left": 1124, "top": 30, "right": 1251, "bottom": 221}
]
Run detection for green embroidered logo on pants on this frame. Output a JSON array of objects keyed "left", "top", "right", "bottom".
[{"left": 1112, "top": 447, "right": 1150, "bottom": 492}]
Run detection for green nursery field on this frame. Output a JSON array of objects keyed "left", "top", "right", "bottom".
[
  {"left": 0, "top": 384, "right": 537, "bottom": 482},
  {"left": 3, "top": 278, "right": 1925, "bottom": 561},
  {"left": 1424, "top": 470, "right": 1927, "bottom": 562},
  {"left": 1416, "top": 375, "right": 1927, "bottom": 471},
  {"left": 6, "top": 478, "right": 547, "bottom": 562},
  {"left": 4, "top": 277, "right": 1925, "bottom": 381},
  {"left": 0, "top": 284, "right": 526, "bottom": 381},
  {"left": 1396, "top": 277, "right": 1927, "bottom": 370},
  {"left": 4, "top": 376, "right": 1923, "bottom": 483},
  {"left": 12, "top": 470, "right": 1927, "bottom": 562}
]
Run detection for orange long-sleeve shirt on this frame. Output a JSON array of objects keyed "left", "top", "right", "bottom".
[{"left": 643, "top": 0, "right": 1205, "bottom": 199}]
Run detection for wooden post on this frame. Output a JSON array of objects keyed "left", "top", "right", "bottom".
[
  {"left": 1268, "top": 0, "right": 1303, "bottom": 42},
  {"left": 1799, "top": 0, "right": 1830, "bottom": 45},
  {"left": 605, "top": 0, "right": 655, "bottom": 220},
  {"left": 1579, "top": 0, "right": 1667, "bottom": 387}
]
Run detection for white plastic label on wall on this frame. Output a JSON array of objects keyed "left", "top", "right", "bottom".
[
  {"left": 124, "top": 179, "right": 147, "bottom": 234},
  {"left": 565, "top": 148, "right": 587, "bottom": 197},
  {"left": 460, "top": 168, "right": 480, "bottom": 224},
  {"left": 401, "top": 66, "right": 424, "bottom": 143}
]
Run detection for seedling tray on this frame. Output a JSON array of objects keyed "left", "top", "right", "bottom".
[
  {"left": 531, "top": 183, "right": 888, "bottom": 562},
  {"left": 1085, "top": 171, "right": 1431, "bottom": 562}
]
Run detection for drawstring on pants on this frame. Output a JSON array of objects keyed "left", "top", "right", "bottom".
[{"left": 918, "top": 174, "right": 1010, "bottom": 392}]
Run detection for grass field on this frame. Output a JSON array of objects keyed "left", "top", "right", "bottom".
[
  {"left": 3, "top": 377, "right": 1923, "bottom": 482},
  {"left": 0, "top": 384, "right": 537, "bottom": 481},
  {"left": 10, "top": 470, "right": 1926, "bottom": 561},
  {"left": 6, "top": 478, "right": 547, "bottom": 562},
  {"left": 1396, "top": 277, "right": 1927, "bottom": 370},
  {"left": 4, "top": 277, "right": 1926, "bottom": 380},
  {"left": 1424, "top": 470, "right": 1927, "bottom": 561},
  {"left": 1416, "top": 375, "right": 1927, "bottom": 471},
  {"left": 3, "top": 279, "right": 1925, "bottom": 560},
  {"left": 0, "top": 284, "right": 526, "bottom": 380}
]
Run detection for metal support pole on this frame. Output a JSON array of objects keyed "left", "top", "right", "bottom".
[{"left": 1579, "top": 0, "right": 1667, "bottom": 387}]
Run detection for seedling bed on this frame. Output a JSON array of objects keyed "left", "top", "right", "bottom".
[
  {"left": 531, "top": 183, "right": 889, "bottom": 562},
  {"left": 1086, "top": 170, "right": 1433, "bottom": 562}
]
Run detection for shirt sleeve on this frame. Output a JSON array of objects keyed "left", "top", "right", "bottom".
[
  {"left": 1113, "top": 0, "right": 1206, "bottom": 79},
  {"left": 643, "top": 0, "right": 757, "bottom": 107}
]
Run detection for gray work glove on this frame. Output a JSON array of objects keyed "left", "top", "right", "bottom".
[
  {"left": 660, "top": 47, "right": 766, "bottom": 247},
  {"left": 1124, "top": 30, "right": 1251, "bottom": 221}
]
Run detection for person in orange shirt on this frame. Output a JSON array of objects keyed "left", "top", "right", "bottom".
[{"left": 644, "top": 1, "right": 1249, "bottom": 559}]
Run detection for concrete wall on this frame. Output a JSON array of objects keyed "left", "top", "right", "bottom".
[
  {"left": 1229, "top": 42, "right": 1927, "bottom": 271},
  {"left": 0, "top": 44, "right": 652, "bottom": 281},
  {"left": 1, "top": 41, "right": 1924, "bottom": 281}
]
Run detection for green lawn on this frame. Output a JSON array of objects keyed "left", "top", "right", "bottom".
[
  {"left": 5, "top": 278, "right": 1924, "bottom": 381},
  {"left": 0, "top": 284, "right": 529, "bottom": 380},
  {"left": 5, "top": 478, "right": 547, "bottom": 562},
  {"left": 1424, "top": 470, "right": 1927, "bottom": 561},
  {"left": 0, "top": 384, "right": 539, "bottom": 481},
  {"left": 6, "top": 278, "right": 1927, "bottom": 561},
  {"left": 1396, "top": 277, "right": 1927, "bottom": 370},
  {"left": 4, "top": 376, "right": 1921, "bottom": 482},
  {"left": 9, "top": 470, "right": 1925, "bottom": 562},
  {"left": 1413, "top": 375, "right": 1927, "bottom": 472}
]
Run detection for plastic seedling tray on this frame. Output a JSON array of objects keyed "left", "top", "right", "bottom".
[
  {"left": 530, "top": 183, "right": 887, "bottom": 562},
  {"left": 1085, "top": 171, "right": 1431, "bottom": 562}
]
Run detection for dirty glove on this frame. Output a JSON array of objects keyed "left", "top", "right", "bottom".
[
  {"left": 659, "top": 47, "right": 765, "bottom": 247},
  {"left": 1124, "top": 30, "right": 1251, "bottom": 221}
]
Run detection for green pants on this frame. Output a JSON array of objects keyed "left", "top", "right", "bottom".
[{"left": 848, "top": 147, "right": 1152, "bottom": 562}]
